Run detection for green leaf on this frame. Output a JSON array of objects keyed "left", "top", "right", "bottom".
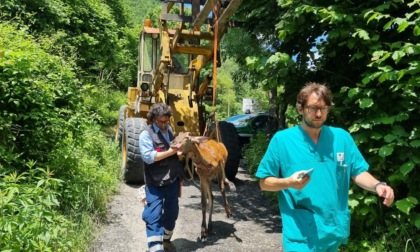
[
  {"left": 413, "top": 155, "right": 420, "bottom": 164},
  {"left": 364, "top": 196, "right": 377, "bottom": 205},
  {"left": 349, "top": 199, "right": 359, "bottom": 209},
  {"left": 384, "top": 134, "right": 396, "bottom": 143},
  {"left": 375, "top": 3, "right": 390, "bottom": 11},
  {"left": 397, "top": 21, "right": 409, "bottom": 33},
  {"left": 379, "top": 146, "right": 394, "bottom": 157},
  {"left": 391, "top": 125, "right": 407, "bottom": 136},
  {"left": 397, "top": 70, "right": 406, "bottom": 80},
  {"left": 361, "top": 123, "right": 372, "bottom": 129},
  {"left": 373, "top": 116, "right": 395, "bottom": 125},
  {"left": 366, "top": 12, "right": 379, "bottom": 24},
  {"left": 379, "top": 72, "right": 389, "bottom": 82},
  {"left": 350, "top": 52, "right": 365, "bottom": 62},
  {"left": 361, "top": 76, "right": 371, "bottom": 85},
  {"left": 37, "top": 180, "right": 45, "bottom": 188},
  {"left": 410, "top": 140, "right": 420, "bottom": 148},
  {"left": 349, "top": 123, "right": 360, "bottom": 133},
  {"left": 414, "top": 26, "right": 420, "bottom": 36},
  {"left": 348, "top": 87, "right": 359, "bottom": 98},
  {"left": 392, "top": 50, "right": 405, "bottom": 63},
  {"left": 369, "top": 132, "right": 382, "bottom": 140},
  {"left": 353, "top": 29, "right": 370, "bottom": 40},
  {"left": 245, "top": 56, "right": 259, "bottom": 69},
  {"left": 395, "top": 197, "right": 418, "bottom": 215},
  {"left": 383, "top": 20, "right": 393, "bottom": 30},
  {"left": 359, "top": 207, "right": 370, "bottom": 215},
  {"left": 399, "top": 161, "right": 415, "bottom": 175},
  {"left": 359, "top": 98, "right": 373, "bottom": 108},
  {"left": 415, "top": 215, "right": 420, "bottom": 229}
]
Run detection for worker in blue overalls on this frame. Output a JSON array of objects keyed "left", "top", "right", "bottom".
[{"left": 139, "top": 103, "right": 185, "bottom": 252}]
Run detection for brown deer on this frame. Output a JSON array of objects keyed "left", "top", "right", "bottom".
[{"left": 170, "top": 132, "right": 236, "bottom": 241}]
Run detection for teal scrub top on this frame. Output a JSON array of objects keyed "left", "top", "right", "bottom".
[{"left": 256, "top": 125, "right": 368, "bottom": 251}]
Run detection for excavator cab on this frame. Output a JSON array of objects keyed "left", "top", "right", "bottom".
[{"left": 138, "top": 21, "right": 192, "bottom": 103}]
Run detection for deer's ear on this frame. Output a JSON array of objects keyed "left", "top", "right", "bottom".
[{"left": 192, "top": 136, "right": 209, "bottom": 143}]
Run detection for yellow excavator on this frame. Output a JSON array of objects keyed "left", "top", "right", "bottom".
[{"left": 116, "top": 0, "right": 243, "bottom": 184}]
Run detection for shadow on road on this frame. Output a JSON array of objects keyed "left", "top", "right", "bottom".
[{"left": 172, "top": 220, "right": 240, "bottom": 251}]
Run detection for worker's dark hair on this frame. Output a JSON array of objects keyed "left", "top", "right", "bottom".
[
  {"left": 147, "top": 103, "right": 173, "bottom": 121},
  {"left": 296, "top": 82, "right": 334, "bottom": 109}
]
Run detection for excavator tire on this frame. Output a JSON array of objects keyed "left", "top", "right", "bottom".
[
  {"left": 208, "top": 121, "right": 241, "bottom": 181},
  {"left": 116, "top": 105, "right": 127, "bottom": 145},
  {"left": 122, "top": 117, "right": 147, "bottom": 184}
]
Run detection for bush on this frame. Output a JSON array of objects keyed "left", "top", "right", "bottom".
[
  {"left": 243, "top": 132, "right": 278, "bottom": 207},
  {"left": 0, "top": 22, "right": 122, "bottom": 251},
  {"left": 0, "top": 165, "right": 76, "bottom": 251},
  {"left": 243, "top": 132, "right": 270, "bottom": 177},
  {"left": 82, "top": 84, "right": 126, "bottom": 128},
  {"left": 0, "top": 22, "right": 87, "bottom": 171}
]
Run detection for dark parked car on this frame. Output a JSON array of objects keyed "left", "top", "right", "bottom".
[{"left": 226, "top": 113, "right": 277, "bottom": 148}]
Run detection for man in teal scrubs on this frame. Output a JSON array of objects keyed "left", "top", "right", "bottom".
[{"left": 256, "top": 82, "right": 394, "bottom": 251}]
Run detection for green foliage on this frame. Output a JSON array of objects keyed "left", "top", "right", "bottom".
[
  {"left": 209, "top": 58, "right": 242, "bottom": 119},
  {"left": 0, "top": 22, "right": 88, "bottom": 170},
  {"left": 0, "top": 17, "right": 122, "bottom": 251},
  {"left": 343, "top": 2, "right": 419, "bottom": 249},
  {"left": 242, "top": 132, "right": 279, "bottom": 207},
  {"left": 243, "top": 132, "right": 271, "bottom": 178},
  {"left": 123, "top": 0, "right": 160, "bottom": 26},
  {"left": 49, "top": 126, "right": 121, "bottom": 218},
  {"left": 0, "top": 165, "right": 76, "bottom": 251},
  {"left": 82, "top": 84, "right": 127, "bottom": 127},
  {"left": 0, "top": 0, "right": 138, "bottom": 89},
  {"left": 239, "top": 0, "right": 420, "bottom": 250},
  {"left": 0, "top": 131, "right": 120, "bottom": 251}
]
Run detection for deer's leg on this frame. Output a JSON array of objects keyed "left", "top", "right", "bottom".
[
  {"left": 218, "top": 166, "right": 232, "bottom": 218},
  {"left": 199, "top": 175, "right": 209, "bottom": 241},
  {"left": 207, "top": 179, "right": 214, "bottom": 235}
]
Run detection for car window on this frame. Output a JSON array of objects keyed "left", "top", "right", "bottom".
[
  {"left": 226, "top": 114, "right": 248, "bottom": 122},
  {"left": 252, "top": 116, "right": 268, "bottom": 129}
]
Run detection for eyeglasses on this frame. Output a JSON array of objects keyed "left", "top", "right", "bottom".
[
  {"left": 305, "top": 106, "right": 331, "bottom": 115},
  {"left": 156, "top": 119, "right": 170, "bottom": 124}
]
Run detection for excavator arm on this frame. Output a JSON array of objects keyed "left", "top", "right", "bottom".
[{"left": 152, "top": 0, "right": 242, "bottom": 102}]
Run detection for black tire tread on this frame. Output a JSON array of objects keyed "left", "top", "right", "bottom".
[
  {"left": 123, "top": 117, "right": 147, "bottom": 184},
  {"left": 208, "top": 121, "right": 240, "bottom": 181}
]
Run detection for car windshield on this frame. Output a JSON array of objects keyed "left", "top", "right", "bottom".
[
  {"left": 226, "top": 114, "right": 256, "bottom": 126},
  {"left": 226, "top": 114, "right": 248, "bottom": 122}
]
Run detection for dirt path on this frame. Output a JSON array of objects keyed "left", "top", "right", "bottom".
[{"left": 91, "top": 162, "right": 283, "bottom": 252}]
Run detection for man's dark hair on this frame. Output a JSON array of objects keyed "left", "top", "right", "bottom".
[
  {"left": 296, "top": 82, "right": 334, "bottom": 109},
  {"left": 147, "top": 103, "right": 173, "bottom": 121}
]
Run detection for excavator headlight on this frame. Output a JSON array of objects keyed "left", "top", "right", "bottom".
[{"left": 140, "top": 83, "right": 149, "bottom": 92}]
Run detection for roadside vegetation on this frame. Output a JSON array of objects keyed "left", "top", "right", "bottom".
[
  {"left": 0, "top": 0, "right": 418, "bottom": 251},
  {"left": 0, "top": 0, "right": 133, "bottom": 250}
]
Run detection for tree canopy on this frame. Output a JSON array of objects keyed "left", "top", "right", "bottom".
[{"left": 237, "top": 0, "right": 419, "bottom": 249}]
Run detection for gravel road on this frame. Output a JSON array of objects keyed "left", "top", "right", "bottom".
[{"left": 91, "top": 162, "right": 284, "bottom": 252}]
